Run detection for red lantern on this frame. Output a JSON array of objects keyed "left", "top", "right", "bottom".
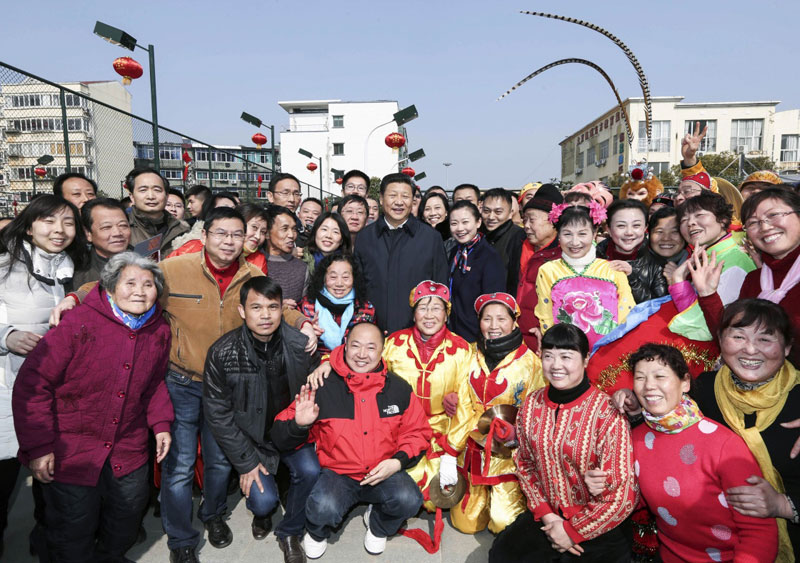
[
  {"left": 252, "top": 133, "right": 267, "bottom": 149},
  {"left": 307, "top": 162, "right": 318, "bottom": 172},
  {"left": 335, "top": 177, "right": 343, "bottom": 185},
  {"left": 401, "top": 167, "right": 415, "bottom": 177},
  {"left": 385, "top": 132, "right": 406, "bottom": 151},
  {"left": 34, "top": 167, "right": 47, "bottom": 178},
  {"left": 112, "top": 57, "right": 143, "bottom": 86}
]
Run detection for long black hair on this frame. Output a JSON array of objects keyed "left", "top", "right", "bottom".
[
  {"left": 0, "top": 195, "right": 88, "bottom": 274},
  {"left": 307, "top": 253, "right": 367, "bottom": 304},
  {"left": 305, "top": 212, "right": 352, "bottom": 256}
]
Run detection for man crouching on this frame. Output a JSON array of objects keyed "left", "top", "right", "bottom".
[{"left": 272, "top": 322, "right": 432, "bottom": 558}]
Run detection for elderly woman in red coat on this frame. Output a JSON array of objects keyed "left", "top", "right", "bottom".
[{"left": 13, "top": 251, "right": 174, "bottom": 562}]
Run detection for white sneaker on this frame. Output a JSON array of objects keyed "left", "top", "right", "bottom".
[
  {"left": 303, "top": 533, "right": 327, "bottom": 559},
  {"left": 363, "top": 505, "right": 387, "bottom": 555}
]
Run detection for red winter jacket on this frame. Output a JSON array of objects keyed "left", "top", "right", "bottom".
[
  {"left": 517, "top": 238, "right": 561, "bottom": 352},
  {"left": 13, "top": 285, "right": 174, "bottom": 487},
  {"left": 272, "top": 345, "right": 431, "bottom": 481}
]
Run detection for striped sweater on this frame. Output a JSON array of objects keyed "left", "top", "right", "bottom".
[{"left": 514, "top": 384, "right": 638, "bottom": 544}]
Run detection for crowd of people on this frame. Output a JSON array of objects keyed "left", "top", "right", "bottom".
[{"left": 0, "top": 122, "right": 799, "bottom": 562}]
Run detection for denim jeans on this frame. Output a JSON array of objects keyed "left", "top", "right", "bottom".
[
  {"left": 42, "top": 462, "right": 149, "bottom": 563},
  {"left": 244, "top": 444, "right": 320, "bottom": 538},
  {"left": 161, "top": 371, "right": 232, "bottom": 550},
  {"left": 305, "top": 468, "right": 422, "bottom": 541}
]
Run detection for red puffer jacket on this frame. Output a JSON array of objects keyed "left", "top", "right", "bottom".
[
  {"left": 517, "top": 239, "right": 561, "bottom": 352},
  {"left": 272, "top": 345, "right": 432, "bottom": 481}
]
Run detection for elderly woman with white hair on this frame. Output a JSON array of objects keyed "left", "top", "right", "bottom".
[{"left": 13, "top": 251, "right": 174, "bottom": 562}]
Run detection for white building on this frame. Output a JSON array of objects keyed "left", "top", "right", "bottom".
[
  {"left": 559, "top": 96, "right": 800, "bottom": 185},
  {"left": 278, "top": 99, "right": 406, "bottom": 198}
]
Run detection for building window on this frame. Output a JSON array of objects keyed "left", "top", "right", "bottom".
[
  {"left": 159, "top": 147, "right": 181, "bottom": 161},
  {"left": 683, "top": 120, "right": 717, "bottom": 152},
  {"left": 576, "top": 151, "right": 584, "bottom": 168},
  {"left": 333, "top": 143, "right": 345, "bottom": 156},
  {"left": 598, "top": 140, "right": 609, "bottom": 160},
  {"left": 650, "top": 162, "right": 671, "bottom": 175},
  {"left": 730, "top": 119, "right": 764, "bottom": 152},
  {"left": 781, "top": 135, "right": 799, "bottom": 162},
  {"left": 196, "top": 171, "right": 209, "bottom": 180},
  {"left": 332, "top": 115, "right": 344, "bottom": 128},
  {"left": 638, "top": 120, "right": 670, "bottom": 152},
  {"left": 587, "top": 146, "right": 596, "bottom": 166},
  {"left": 162, "top": 169, "right": 183, "bottom": 180}
]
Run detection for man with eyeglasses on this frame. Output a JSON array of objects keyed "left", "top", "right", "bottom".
[
  {"left": 340, "top": 169, "right": 370, "bottom": 199},
  {"left": 267, "top": 173, "right": 303, "bottom": 214},
  {"left": 337, "top": 194, "right": 369, "bottom": 243}
]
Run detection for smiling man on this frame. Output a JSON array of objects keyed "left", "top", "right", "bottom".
[
  {"left": 125, "top": 168, "right": 188, "bottom": 258},
  {"left": 354, "top": 173, "right": 448, "bottom": 334},
  {"left": 69, "top": 198, "right": 132, "bottom": 290},
  {"left": 265, "top": 205, "right": 309, "bottom": 307},
  {"left": 480, "top": 188, "right": 525, "bottom": 293},
  {"left": 53, "top": 172, "right": 97, "bottom": 210}
]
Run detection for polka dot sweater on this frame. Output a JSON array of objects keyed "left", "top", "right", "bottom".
[{"left": 632, "top": 418, "right": 778, "bottom": 562}]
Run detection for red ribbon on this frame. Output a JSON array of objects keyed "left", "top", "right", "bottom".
[
  {"left": 482, "top": 417, "right": 514, "bottom": 477},
  {"left": 398, "top": 507, "right": 444, "bottom": 553}
]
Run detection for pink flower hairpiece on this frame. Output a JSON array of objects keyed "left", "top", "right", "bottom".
[
  {"left": 588, "top": 201, "right": 607, "bottom": 225},
  {"left": 548, "top": 203, "right": 570, "bottom": 224}
]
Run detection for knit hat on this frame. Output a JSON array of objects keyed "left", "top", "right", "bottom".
[
  {"left": 522, "top": 183, "right": 563, "bottom": 214},
  {"left": 739, "top": 170, "right": 782, "bottom": 191},
  {"left": 518, "top": 182, "right": 542, "bottom": 203},
  {"left": 474, "top": 292, "right": 520, "bottom": 318},
  {"left": 409, "top": 280, "right": 451, "bottom": 315}
]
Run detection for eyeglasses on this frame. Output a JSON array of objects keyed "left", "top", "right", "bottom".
[
  {"left": 275, "top": 190, "right": 302, "bottom": 199},
  {"left": 678, "top": 185, "right": 703, "bottom": 198},
  {"left": 417, "top": 305, "right": 446, "bottom": 315},
  {"left": 744, "top": 210, "right": 797, "bottom": 231},
  {"left": 344, "top": 183, "right": 367, "bottom": 193},
  {"left": 208, "top": 230, "right": 245, "bottom": 241}
]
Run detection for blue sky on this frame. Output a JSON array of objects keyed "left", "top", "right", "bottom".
[{"left": 2, "top": 0, "right": 798, "bottom": 189}]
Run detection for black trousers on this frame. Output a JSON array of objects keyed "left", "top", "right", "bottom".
[
  {"left": 42, "top": 462, "right": 149, "bottom": 563},
  {"left": 489, "top": 511, "right": 632, "bottom": 563},
  {"left": 0, "top": 457, "right": 20, "bottom": 536}
]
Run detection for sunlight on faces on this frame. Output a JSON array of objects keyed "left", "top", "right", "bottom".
[
  {"left": 624, "top": 186, "right": 649, "bottom": 202},
  {"left": 558, "top": 220, "right": 595, "bottom": 259},
  {"left": 632, "top": 358, "right": 690, "bottom": 417},
  {"left": 480, "top": 196, "right": 511, "bottom": 231},
  {"left": 61, "top": 177, "right": 96, "bottom": 210},
  {"left": 340, "top": 201, "right": 368, "bottom": 233},
  {"left": 131, "top": 173, "right": 167, "bottom": 217},
  {"left": 109, "top": 266, "right": 158, "bottom": 315},
  {"left": 523, "top": 208, "right": 556, "bottom": 248},
  {"left": 315, "top": 218, "right": 343, "bottom": 255},
  {"left": 423, "top": 198, "right": 447, "bottom": 227},
  {"left": 449, "top": 207, "right": 480, "bottom": 244},
  {"left": 453, "top": 188, "right": 479, "bottom": 207},
  {"left": 343, "top": 179, "right": 368, "bottom": 197},
  {"left": 27, "top": 206, "right": 76, "bottom": 253},
  {"left": 165, "top": 194, "right": 185, "bottom": 220},
  {"left": 741, "top": 182, "right": 772, "bottom": 201},
  {"left": 186, "top": 194, "right": 204, "bottom": 217},
  {"left": 324, "top": 259, "right": 354, "bottom": 299},
  {"left": 268, "top": 178, "right": 302, "bottom": 212},
  {"left": 298, "top": 200, "right": 323, "bottom": 227},
  {"left": 479, "top": 303, "right": 515, "bottom": 340},
  {"left": 87, "top": 206, "right": 131, "bottom": 258},
  {"left": 345, "top": 323, "right": 384, "bottom": 373},
  {"left": 679, "top": 209, "right": 726, "bottom": 247},
  {"left": 721, "top": 318, "right": 790, "bottom": 385},
  {"left": 245, "top": 216, "right": 268, "bottom": 252},
  {"left": 414, "top": 296, "right": 447, "bottom": 338},
  {"left": 367, "top": 198, "right": 379, "bottom": 221},
  {"left": 542, "top": 348, "right": 588, "bottom": 390},
  {"left": 238, "top": 289, "right": 282, "bottom": 342},
  {"left": 608, "top": 208, "right": 647, "bottom": 253},
  {"left": 649, "top": 215, "right": 684, "bottom": 258},
  {"left": 267, "top": 213, "right": 297, "bottom": 255},
  {"left": 745, "top": 198, "right": 800, "bottom": 260},
  {"left": 201, "top": 217, "right": 245, "bottom": 267},
  {"left": 677, "top": 180, "right": 703, "bottom": 202},
  {"left": 381, "top": 182, "right": 414, "bottom": 226}
]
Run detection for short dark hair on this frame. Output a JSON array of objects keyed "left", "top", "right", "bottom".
[
  {"left": 53, "top": 172, "right": 97, "bottom": 198},
  {"left": 540, "top": 323, "right": 590, "bottom": 359},
  {"left": 480, "top": 188, "right": 513, "bottom": 208},
  {"left": 265, "top": 204, "right": 296, "bottom": 230},
  {"left": 342, "top": 170, "right": 370, "bottom": 188},
  {"left": 419, "top": 192, "right": 450, "bottom": 227},
  {"left": 676, "top": 191, "right": 732, "bottom": 231},
  {"left": 120, "top": 196, "right": 131, "bottom": 208},
  {"left": 235, "top": 202, "right": 268, "bottom": 224},
  {"left": 606, "top": 198, "right": 647, "bottom": 224},
  {"left": 203, "top": 206, "right": 245, "bottom": 232},
  {"left": 81, "top": 197, "right": 126, "bottom": 231},
  {"left": 300, "top": 197, "right": 324, "bottom": 212},
  {"left": 308, "top": 253, "right": 367, "bottom": 304},
  {"left": 555, "top": 205, "right": 596, "bottom": 233},
  {"left": 719, "top": 298, "right": 793, "bottom": 348},
  {"left": 379, "top": 172, "right": 414, "bottom": 195},
  {"left": 240, "top": 276, "right": 282, "bottom": 305},
  {"left": 306, "top": 211, "right": 352, "bottom": 255},
  {"left": 564, "top": 191, "right": 593, "bottom": 205},
  {"left": 167, "top": 188, "right": 185, "bottom": 204},
  {"left": 337, "top": 194, "right": 368, "bottom": 215},
  {"left": 453, "top": 184, "right": 480, "bottom": 201},
  {"left": 628, "top": 344, "right": 691, "bottom": 381},
  {"left": 269, "top": 172, "right": 300, "bottom": 193},
  {"left": 741, "top": 186, "right": 800, "bottom": 225},
  {"left": 450, "top": 200, "right": 481, "bottom": 221},
  {"left": 426, "top": 186, "right": 447, "bottom": 197},
  {"left": 185, "top": 184, "right": 212, "bottom": 201},
  {"left": 648, "top": 205, "right": 678, "bottom": 232},
  {"left": 124, "top": 167, "right": 169, "bottom": 192},
  {"left": 200, "top": 191, "right": 239, "bottom": 220}
]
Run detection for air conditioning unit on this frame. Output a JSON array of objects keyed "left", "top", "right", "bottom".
[
  {"left": 225, "top": 163, "right": 231, "bottom": 168},
  {"left": 575, "top": 168, "right": 583, "bottom": 175},
  {"left": 737, "top": 145, "right": 747, "bottom": 154},
  {"left": 231, "top": 180, "right": 238, "bottom": 185}
]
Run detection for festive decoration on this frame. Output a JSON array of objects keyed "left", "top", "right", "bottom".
[
  {"left": 409, "top": 281, "right": 452, "bottom": 314},
  {"left": 34, "top": 167, "right": 47, "bottom": 178},
  {"left": 112, "top": 57, "right": 143, "bottom": 86},
  {"left": 620, "top": 162, "right": 664, "bottom": 206},
  {"left": 473, "top": 292, "right": 520, "bottom": 317},
  {"left": 631, "top": 167, "right": 644, "bottom": 181},
  {"left": 569, "top": 181, "right": 613, "bottom": 208},
  {"left": 385, "top": 132, "right": 406, "bottom": 151},
  {"left": 306, "top": 162, "right": 318, "bottom": 172},
  {"left": 182, "top": 151, "right": 192, "bottom": 182},
  {"left": 335, "top": 177, "right": 343, "bottom": 185},
  {"left": 251, "top": 132, "right": 267, "bottom": 149},
  {"left": 548, "top": 201, "right": 606, "bottom": 225},
  {"left": 257, "top": 174, "right": 263, "bottom": 197},
  {"left": 401, "top": 167, "right": 415, "bottom": 177},
  {"left": 498, "top": 58, "right": 633, "bottom": 147}
]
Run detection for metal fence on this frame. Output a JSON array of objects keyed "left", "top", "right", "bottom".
[{"left": 0, "top": 60, "right": 329, "bottom": 216}]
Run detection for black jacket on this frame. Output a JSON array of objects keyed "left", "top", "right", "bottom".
[
  {"left": 202, "top": 322, "right": 318, "bottom": 474},
  {"left": 597, "top": 239, "right": 671, "bottom": 304},
  {"left": 483, "top": 220, "right": 525, "bottom": 294},
  {"left": 354, "top": 215, "right": 448, "bottom": 334}
]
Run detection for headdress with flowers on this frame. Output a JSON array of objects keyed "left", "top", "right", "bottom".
[{"left": 548, "top": 201, "right": 607, "bottom": 226}]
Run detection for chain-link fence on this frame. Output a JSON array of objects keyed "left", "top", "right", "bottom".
[{"left": 0, "top": 60, "right": 328, "bottom": 216}]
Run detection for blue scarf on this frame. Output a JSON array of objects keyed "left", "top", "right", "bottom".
[
  {"left": 106, "top": 292, "right": 156, "bottom": 330},
  {"left": 317, "top": 287, "right": 355, "bottom": 351}
]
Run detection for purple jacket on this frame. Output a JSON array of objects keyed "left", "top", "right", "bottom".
[{"left": 13, "top": 285, "right": 173, "bottom": 486}]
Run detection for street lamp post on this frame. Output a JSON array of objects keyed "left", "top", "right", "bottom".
[
  {"left": 363, "top": 104, "right": 419, "bottom": 175},
  {"left": 31, "top": 154, "right": 54, "bottom": 196},
  {"left": 94, "top": 21, "right": 160, "bottom": 171},
  {"left": 385, "top": 148, "right": 426, "bottom": 175},
  {"left": 443, "top": 162, "right": 452, "bottom": 191},
  {"left": 299, "top": 148, "right": 323, "bottom": 200}
]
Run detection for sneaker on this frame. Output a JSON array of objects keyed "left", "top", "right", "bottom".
[
  {"left": 169, "top": 546, "right": 200, "bottom": 563},
  {"left": 204, "top": 516, "right": 233, "bottom": 548},
  {"left": 303, "top": 533, "right": 327, "bottom": 559},
  {"left": 363, "top": 505, "right": 386, "bottom": 555}
]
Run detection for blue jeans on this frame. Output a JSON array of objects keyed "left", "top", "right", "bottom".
[
  {"left": 245, "top": 444, "right": 320, "bottom": 538},
  {"left": 161, "top": 371, "right": 232, "bottom": 550},
  {"left": 305, "top": 469, "right": 422, "bottom": 541}
]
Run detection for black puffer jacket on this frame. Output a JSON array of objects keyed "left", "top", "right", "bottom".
[
  {"left": 628, "top": 247, "right": 688, "bottom": 303},
  {"left": 203, "top": 323, "right": 318, "bottom": 474}
]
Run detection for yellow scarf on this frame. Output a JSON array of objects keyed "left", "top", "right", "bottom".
[{"left": 715, "top": 361, "right": 799, "bottom": 562}]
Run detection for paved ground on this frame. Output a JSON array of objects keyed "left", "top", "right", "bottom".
[{"left": 6, "top": 470, "right": 493, "bottom": 562}]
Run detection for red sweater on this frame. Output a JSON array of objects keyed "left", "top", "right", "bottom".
[
  {"left": 514, "top": 384, "right": 638, "bottom": 544},
  {"left": 698, "top": 245, "right": 800, "bottom": 366},
  {"left": 516, "top": 238, "right": 561, "bottom": 352},
  {"left": 633, "top": 419, "right": 778, "bottom": 563}
]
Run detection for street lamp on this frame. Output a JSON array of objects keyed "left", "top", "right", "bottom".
[
  {"left": 363, "top": 104, "right": 419, "bottom": 174},
  {"left": 94, "top": 21, "right": 161, "bottom": 171},
  {"left": 299, "top": 148, "right": 323, "bottom": 199},
  {"left": 443, "top": 162, "right": 453, "bottom": 191},
  {"left": 386, "top": 148, "right": 426, "bottom": 175},
  {"left": 414, "top": 172, "right": 427, "bottom": 181},
  {"left": 31, "top": 154, "right": 54, "bottom": 195}
]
